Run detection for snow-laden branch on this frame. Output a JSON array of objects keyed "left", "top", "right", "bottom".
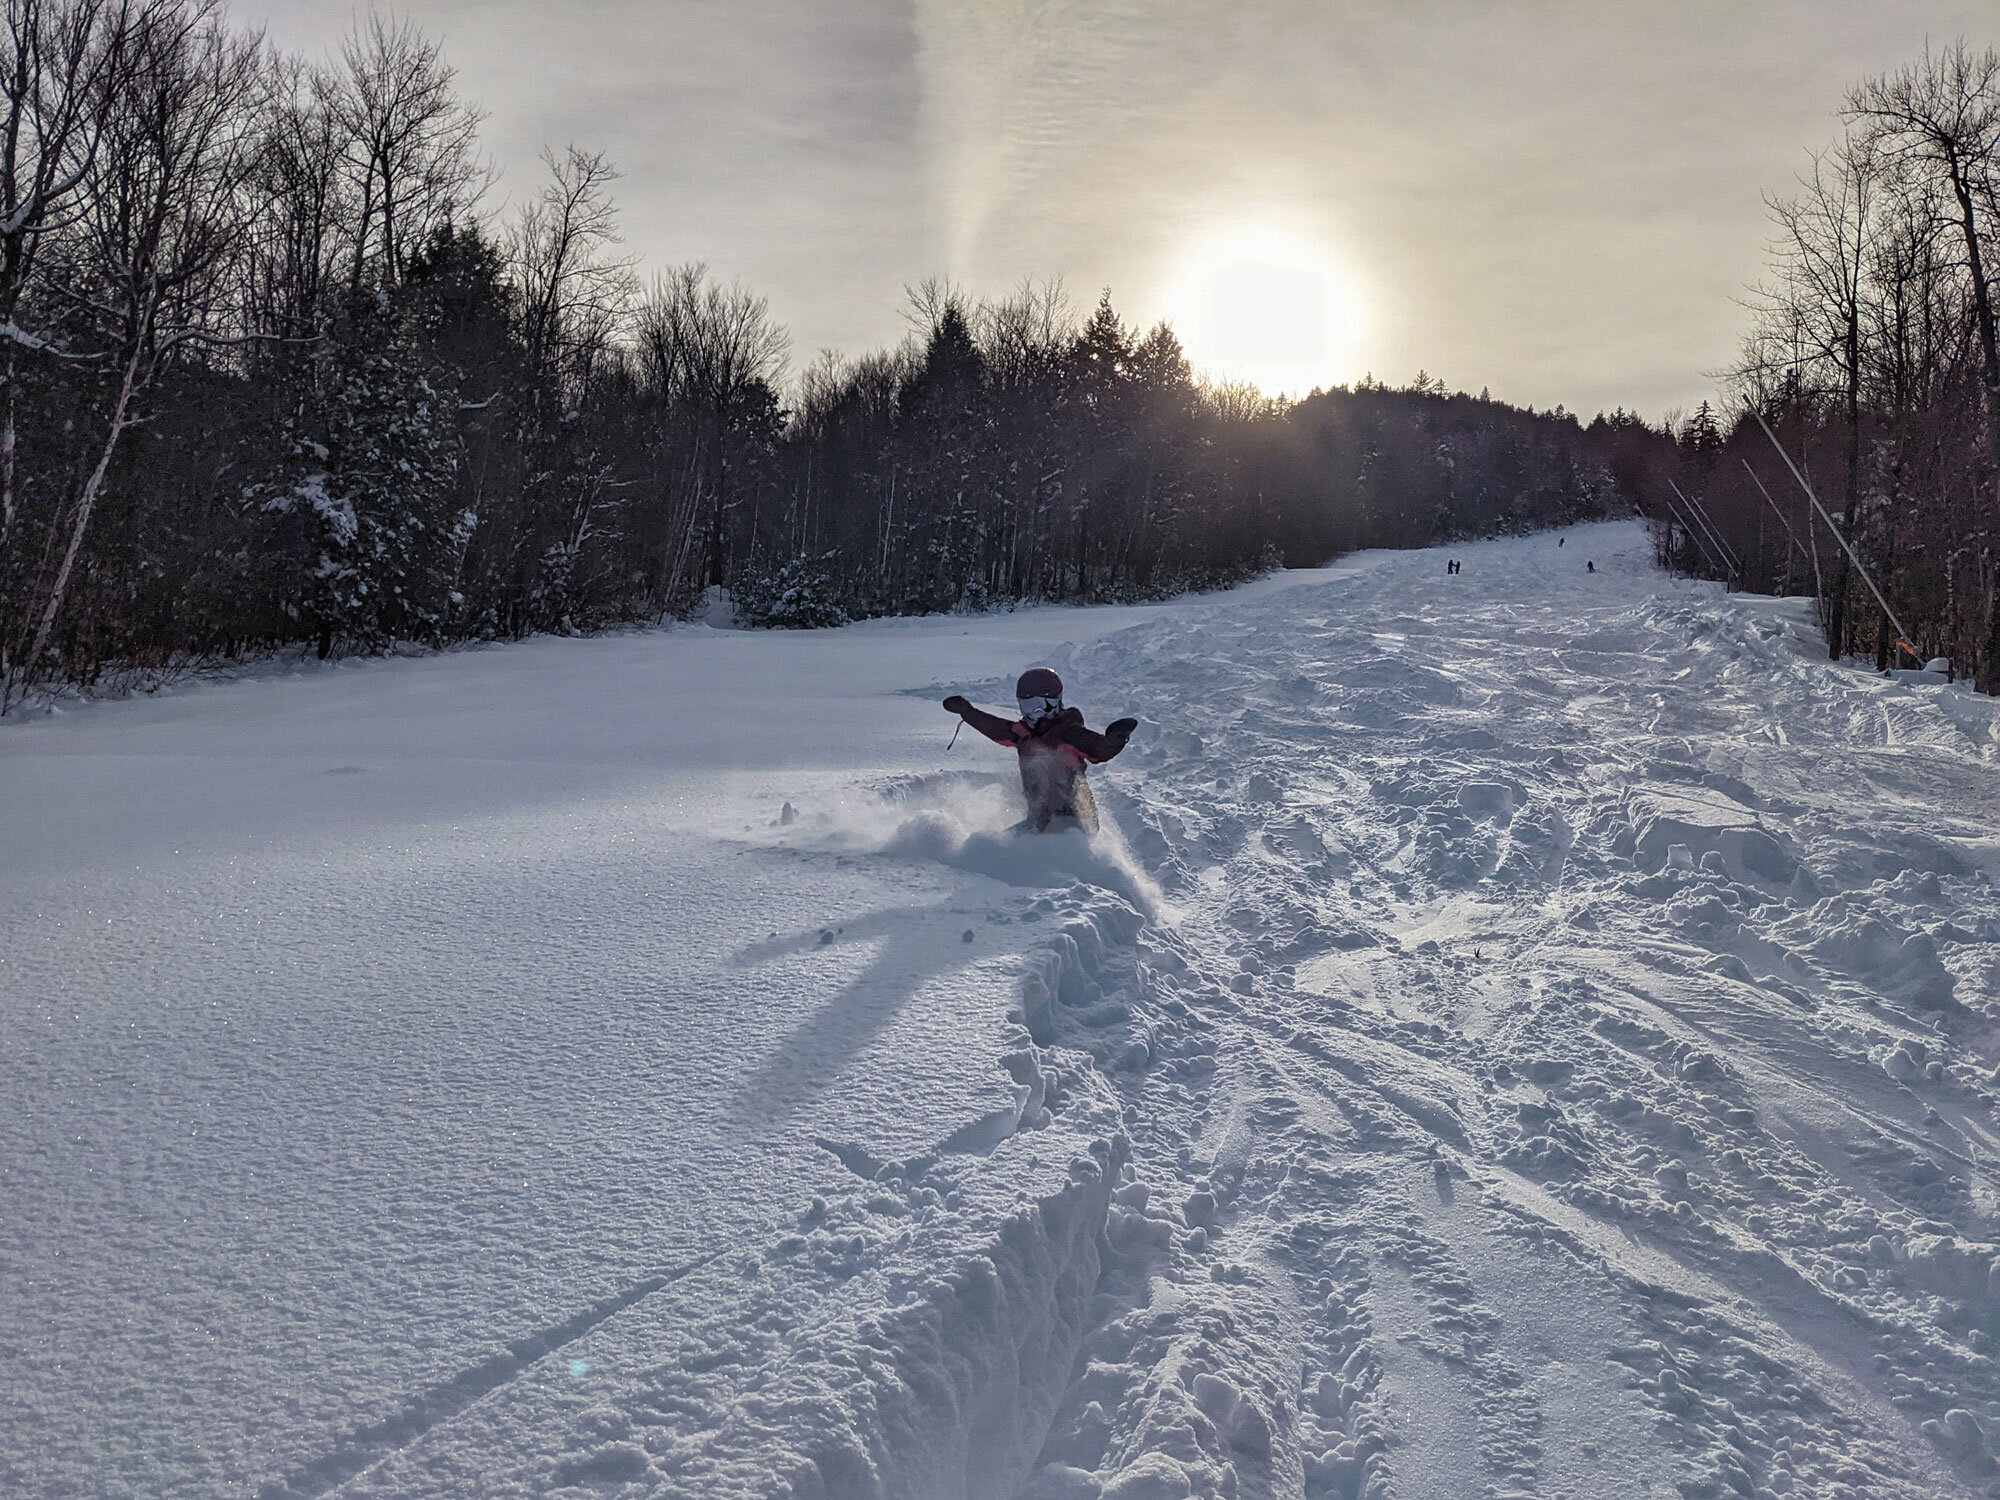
[
  {"left": 0, "top": 321, "right": 95, "bottom": 360},
  {"left": 0, "top": 321, "right": 55, "bottom": 352}
]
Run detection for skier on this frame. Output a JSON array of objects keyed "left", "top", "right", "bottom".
[{"left": 943, "top": 668, "right": 1136, "bottom": 833}]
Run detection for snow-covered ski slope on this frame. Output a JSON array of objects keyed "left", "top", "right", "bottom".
[{"left": 6, "top": 520, "right": 2000, "bottom": 1500}]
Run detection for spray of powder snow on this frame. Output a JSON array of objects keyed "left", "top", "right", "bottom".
[{"left": 776, "top": 770, "right": 1164, "bottom": 919}]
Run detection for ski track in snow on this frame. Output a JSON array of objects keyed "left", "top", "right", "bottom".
[{"left": 6, "top": 522, "right": 2000, "bottom": 1499}]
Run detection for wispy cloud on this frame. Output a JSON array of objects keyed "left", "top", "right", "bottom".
[{"left": 237, "top": 0, "right": 1998, "bottom": 416}]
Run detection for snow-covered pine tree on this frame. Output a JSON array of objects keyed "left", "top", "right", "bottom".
[
  {"left": 736, "top": 549, "right": 849, "bottom": 629},
  {"left": 276, "top": 293, "right": 466, "bottom": 654}
]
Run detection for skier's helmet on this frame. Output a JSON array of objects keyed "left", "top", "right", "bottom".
[{"left": 1016, "top": 667, "right": 1063, "bottom": 725}]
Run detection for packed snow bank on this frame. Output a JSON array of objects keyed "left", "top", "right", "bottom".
[{"left": 7, "top": 522, "right": 2000, "bottom": 1499}]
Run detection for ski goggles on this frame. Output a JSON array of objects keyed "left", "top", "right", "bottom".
[{"left": 1018, "top": 695, "right": 1062, "bottom": 724}]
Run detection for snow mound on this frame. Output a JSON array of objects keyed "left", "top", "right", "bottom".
[{"left": 1622, "top": 784, "right": 1797, "bottom": 885}]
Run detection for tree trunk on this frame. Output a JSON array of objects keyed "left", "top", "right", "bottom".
[
  {"left": 1987, "top": 560, "right": 2000, "bottom": 693},
  {"left": 19, "top": 322, "right": 148, "bottom": 685},
  {"left": 704, "top": 410, "right": 730, "bottom": 591},
  {"left": 0, "top": 355, "right": 16, "bottom": 551},
  {"left": 1828, "top": 325, "right": 1865, "bottom": 660},
  {"left": 1939, "top": 152, "right": 2000, "bottom": 687}
]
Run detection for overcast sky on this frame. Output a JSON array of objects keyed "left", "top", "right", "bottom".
[{"left": 234, "top": 1, "right": 1995, "bottom": 419}]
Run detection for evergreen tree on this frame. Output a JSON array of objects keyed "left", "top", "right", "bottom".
[{"left": 278, "top": 293, "right": 465, "bottom": 653}]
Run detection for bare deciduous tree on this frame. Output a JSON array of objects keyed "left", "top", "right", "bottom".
[
  {"left": 510, "top": 144, "right": 633, "bottom": 391},
  {"left": 1848, "top": 41, "right": 2000, "bottom": 684},
  {"left": 1740, "top": 135, "right": 1879, "bottom": 654},
  {"left": 635, "top": 262, "right": 789, "bottom": 588},
  {"left": 240, "top": 51, "right": 352, "bottom": 339},
  {"left": 1849, "top": 44, "right": 2000, "bottom": 483},
  {"left": 330, "top": 10, "right": 482, "bottom": 293},
  {"left": 12, "top": 0, "right": 258, "bottom": 695},
  {"left": 0, "top": 0, "right": 161, "bottom": 599}
]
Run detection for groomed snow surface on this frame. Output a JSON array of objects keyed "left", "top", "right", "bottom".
[{"left": 7, "top": 521, "right": 2000, "bottom": 1500}]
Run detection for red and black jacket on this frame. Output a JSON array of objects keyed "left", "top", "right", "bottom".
[{"left": 952, "top": 702, "right": 1131, "bottom": 764}]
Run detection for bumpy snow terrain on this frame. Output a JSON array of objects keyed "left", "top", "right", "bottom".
[{"left": 6, "top": 521, "right": 2000, "bottom": 1500}]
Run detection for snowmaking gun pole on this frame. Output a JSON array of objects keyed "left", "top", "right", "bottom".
[
  {"left": 1685, "top": 488, "right": 1745, "bottom": 578},
  {"left": 1740, "top": 460, "right": 1808, "bottom": 565},
  {"left": 1741, "top": 458, "right": 1825, "bottom": 607},
  {"left": 1664, "top": 491, "right": 1729, "bottom": 578},
  {"left": 1667, "top": 478, "right": 1743, "bottom": 582},
  {"left": 1654, "top": 483, "right": 1730, "bottom": 578},
  {"left": 1745, "top": 456, "right": 1829, "bottom": 628},
  {"left": 1748, "top": 406, "right": 1922, "bottom": 667},
  {"left": 1648, "top": 483, "right": 1699, "bottom": 570}
]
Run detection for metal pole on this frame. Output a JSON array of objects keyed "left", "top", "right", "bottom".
[
  {"left": 1741, "top": 459, "right": 1807, "bottom": 564},
  {"left": 1668, "top": 478, "right": 1742, "bottom": 578},
  {"left": 1749, "top": 406, "right": 1920, "bottom": 665},
  {"left": 1657, "top": 485, "right": 1729, "bottom": 577},
  {"left": 1741, "top": 458, "right": 1816, "bottom": 599},
  {"left": 1661, "top": 484, "right": 1728, "bottom": 576}
]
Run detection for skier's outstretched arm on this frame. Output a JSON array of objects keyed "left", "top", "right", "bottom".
[
  {"left": 1063, "top": 716, "right": 1138, "bottom": 763},
  {"left": 943, "top": 695, "right": 1023, "bottom": 747}
]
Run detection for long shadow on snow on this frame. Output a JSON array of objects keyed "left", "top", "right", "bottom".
[
  {"left": 729, "top": 902, "right": 994, "bottom": 1125},
  {"left": 729, "top": 782, "right": 1158, "bottom": 1128},
  {"left": 258, "top": 1252, "right": 719, "bottom": 1499}
]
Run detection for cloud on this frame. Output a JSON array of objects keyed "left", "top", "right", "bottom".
[{"left": 235, "top": 0, "right": 1998, "bottom": 417}]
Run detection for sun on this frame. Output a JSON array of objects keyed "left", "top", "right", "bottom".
[{"left": 1163, "top": 228, "right": 1363, "bottom": 398}]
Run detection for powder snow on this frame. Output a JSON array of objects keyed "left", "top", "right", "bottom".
[{"left": 4, "top": 521, "right": 1999, "bottom": 1500}]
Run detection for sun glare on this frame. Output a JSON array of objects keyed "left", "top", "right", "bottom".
[{"left": 1165, "top": 229, "right": 1362, "bottom": 398}]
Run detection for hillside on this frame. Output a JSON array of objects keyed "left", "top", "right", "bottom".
[{"left": 5, "top": 522, "right": 1999, "bottom": 1499}]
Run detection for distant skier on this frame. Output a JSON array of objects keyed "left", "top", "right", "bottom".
[
  {"left": 943, "top": 668, "right": 1136, "bottom": 833},
  {"left": 1558, "top": 536, "right": 1565, "bottom": 547},
  {"left": 1587, "top": 560, "right": 1596, "bottom": 573}
]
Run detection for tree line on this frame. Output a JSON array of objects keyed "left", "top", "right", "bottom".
[
  {"left": 1656, "top": 41, "right": 2000, "bottom": 691},
  {"left": 0, "top": 0, "right": 1649, "bottom": 711}
]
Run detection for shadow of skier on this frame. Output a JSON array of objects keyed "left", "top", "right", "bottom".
[{"left": 728, "top": 902, "right": 993, "bottom": 1126}]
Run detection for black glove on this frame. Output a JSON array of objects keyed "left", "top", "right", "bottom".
[
  {"left": 943, "top": 695, "right": 971, "bottom": 714},
  {"left": 1107, "top": 717, "right": 1137, "bottom": 739}
]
